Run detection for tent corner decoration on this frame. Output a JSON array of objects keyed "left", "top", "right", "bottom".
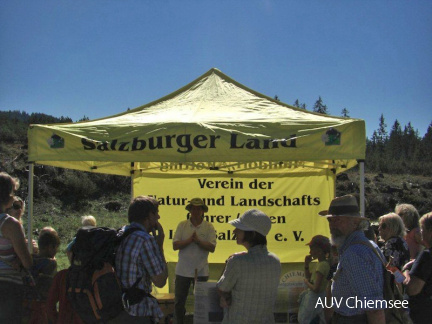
[{"left": 26, "top": 67, "right": 366, "bottom": 262}]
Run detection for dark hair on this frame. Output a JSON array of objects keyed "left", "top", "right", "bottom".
[
  {"left": 128, "top": 196, "right": 159, "bottom": 223},
  {"left": 243, "top": 231, "right": 267, "bottom": 247},
  {"left": 38, "top": 228, "right": 60, "bottom": 249},
  {"left": 0, "top": 172, "right": 19, "bottom": 207}
]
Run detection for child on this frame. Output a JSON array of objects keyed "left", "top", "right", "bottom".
[
  {"left": 25, "top": 226, "right": 60, "bottom": 324},
  {"left": 298, "top": 235, "right": 331, "bottom": 324}
]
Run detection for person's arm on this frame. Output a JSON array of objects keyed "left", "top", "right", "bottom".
[
  {"left": 303, "top": 254, "right": 312, "bottom": 281},
  {"left": 2, "top": 217, "right": 32, "bottom": 269},
  {"left": 405, "top": 275, "right": 426, "bottom": 296},
  {"left": 151, "top": 222, "right": 168, "bottom": 288},
  {"left": 193, "top": 232, "right": 216, "bottom": 252},
  {"left": 217, "top": 288, "right": 232, "bottom": 307},
  {"left": 217, "top": 255, "right": 239, "bottom": 308},
  {"left": 366, "top": 309, "right": 385, "bottom": 324},
  {"left": 173, "top": 234, "right": 194, "bottom": 251},
  {"left": 305, "top": 271, "right": 324, "bottom": 293},
  {"left": 46, "top": 271, "right": 62, "bottom": 323},
  {"left": 324, "top": 281, "right": 333, "bottom": 323}
]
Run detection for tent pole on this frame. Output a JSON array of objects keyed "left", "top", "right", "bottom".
[
  {"left": 130, "top": 162, "right": 135, "bottom": 199},
  {"left": 359, "top": 160, "right": 365, "bottom": 217},
  {"left": 27, "top": 163, "right": 34, "bottom": 252}
]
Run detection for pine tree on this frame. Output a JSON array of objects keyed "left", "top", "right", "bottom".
[
  {"left": 341, "top": 108, "right": 350, "bottom": 117},
  {"left": 387, "top": 120, "right": 403, "bottom": 160},
  {"left": 402, "top": 122, "right": 420, "bottom": 160},
  {"left": 377, "top": 114, "right": 388, "bottom": 145},
  {"left": 420, "top": 121, "right": 432, "bottom": 162},
  {"left": 293, "top": 99, "right": 300, "bottom": 108},
  {"left": 313, "top": 96, "right": 329, "bottom": 114}
]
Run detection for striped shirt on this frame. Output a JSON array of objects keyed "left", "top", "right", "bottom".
[
  {"left": 332, "top": 230, "right": 384, "bottom": 316},
  {"left": 0, "top": 213, "right": 23, "bottom": 285},
  {"left": 115, "top": 222, "right": 165, "bottom": 321}
]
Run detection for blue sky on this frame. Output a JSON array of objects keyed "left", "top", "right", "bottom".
[{"left": 1, "top": 1, "right": 431, "bottom": 138}]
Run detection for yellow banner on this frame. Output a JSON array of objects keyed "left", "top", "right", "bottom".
[{"left": 133, "top": 173, "right": 333, "bottom": 263}]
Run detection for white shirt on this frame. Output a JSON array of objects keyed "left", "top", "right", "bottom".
[{"left": 173, "top": 219, "right": 216, "bottom": 277}]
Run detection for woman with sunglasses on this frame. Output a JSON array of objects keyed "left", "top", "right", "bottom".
[
  {"left": 378, "top": 212, "right": 410, "bottom": 270},
  {"left": 0, "top": 172, "right": 33, "bottom": 323},
  {"left": 7, "top": 196, "right": 25, "bottom": 220}
]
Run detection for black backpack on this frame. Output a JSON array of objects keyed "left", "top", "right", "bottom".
[{"left": 66, "top": 226, "right": 142, "bottom": 324}]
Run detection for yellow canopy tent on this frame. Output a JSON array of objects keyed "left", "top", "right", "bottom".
[{"left": 27, "top": 68, "right": 366, "bottom": 280}]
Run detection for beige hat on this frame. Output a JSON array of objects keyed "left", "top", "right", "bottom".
[
  {"left": 319, "top": 194, "right": 364, "bottom": 218},
  {"left": 229, "top": 209, "right": 272, "bottom": 236},
  {"left": 185, "top": 198, "right": 208, "bottom": 212}
]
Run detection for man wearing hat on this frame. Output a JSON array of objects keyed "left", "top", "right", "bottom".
[
  {"left": 217, "top": 209, "right": 281, "bottom": 324},
  {"left": 320, "top": 195, "right": 385, "bottom": 324},
  {"left": 172, "top": 198, "right": 217, "bottom": 324}
]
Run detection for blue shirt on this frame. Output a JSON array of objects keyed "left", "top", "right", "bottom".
[{"left": 331, "top": 230, "right": 384, "bottom": 316}]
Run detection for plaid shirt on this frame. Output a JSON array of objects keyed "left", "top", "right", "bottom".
[
  {"left": 332, "top": 230, "right": 384, "bottom": 316},
  {"left": 115, "top": 223, "right": 165, "bottom": 320},
  {"left": 217, "top": 245, "right": 281, "bottom": 324}
]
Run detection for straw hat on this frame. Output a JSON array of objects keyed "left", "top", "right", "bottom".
[
  {"left": 229, "top": 209, "right": 272, "bottom": 236},
  {"left": 185, "top": 198, "right": 208, "bottom": 212},
  {"left": 319, "top": 195, "right": 364, "bottom": 218}
]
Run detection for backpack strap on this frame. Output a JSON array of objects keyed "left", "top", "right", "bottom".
[
  {"left": 31, "top": 258, "right": 52, "bottom": 278},
  {"left": 350, "top": 240, "right": 387, "bottom": 267}
]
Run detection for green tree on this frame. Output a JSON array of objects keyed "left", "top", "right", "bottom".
[
  {"left": 387, "top": 120, "right": 403, "bottom": 160},
  {"left": 377, "top": 114, "right": 388, "bottom": 145},
  {"left": 420, "top": 121, "right": 432, "bottom": 163},
  {"left": 341, "top": 108, "right": 350, "bottom": 117},
  {"left": 293, "top": 99, "right": 306, "bottom": 109},
  {"left": 313, "top": 96, "right": 329, "bottom": 114},
  {"left": 402, "top": 122, "right": 420, "bottom": 160}
]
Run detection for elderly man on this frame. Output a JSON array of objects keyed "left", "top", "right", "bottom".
[
  {"left": 320, "top": 195, "right": 385, "bottom": 324},
  {"left": 173, "top": 198, "right": 217, "bottom": 324}
]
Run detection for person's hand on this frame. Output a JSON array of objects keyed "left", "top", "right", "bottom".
[
  {"left": 402, "top": 259, "right": 415, "bottom": 272},
  {"left": 152, "top": 222, "right": 165, "bottom": 248},
  {"left": 219, "top": 292, "right": 232, "bottom": 307},
  {"left": 31, "top": 240, "right": 39, "bottom": 254},
  {"left": 191, "top": 232, "right": 199, "bottom": 243},
  {"left": 305, "top": 254, "right": 313, "bottom": 265}
]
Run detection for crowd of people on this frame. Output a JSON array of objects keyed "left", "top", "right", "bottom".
[{"left": 1, "top": 170, "right": 432, "bottom": 324}]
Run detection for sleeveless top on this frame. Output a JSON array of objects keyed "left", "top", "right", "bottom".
[{"left": 0, "top": 213, "right": 24, "bottom": 284}]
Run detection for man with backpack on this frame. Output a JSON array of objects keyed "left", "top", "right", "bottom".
[
  {"left": 112, "top": 195, "right": 168, "bottom": 324},
  {"left": 320, "top": 195, "right": 386, "bottom": 324}
]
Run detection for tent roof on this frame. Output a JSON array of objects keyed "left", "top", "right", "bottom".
[{"left": 28, "top": 68, "right": 365, "bottom": 176}]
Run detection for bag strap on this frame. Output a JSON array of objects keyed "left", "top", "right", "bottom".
[
  {"left": 118, "top": 226, "right": 144, "bottom": 289},
  {"left": 0, "top": 213, "right": 10, "bottom": 231},
  {"left": 350, "top": 240, "right": 387, "bottom": 267}
]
